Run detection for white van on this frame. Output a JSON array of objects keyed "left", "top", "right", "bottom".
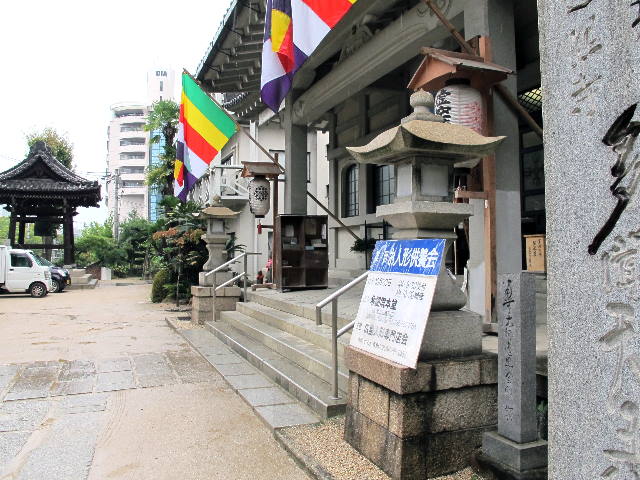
[{"left": 0, "top": 245, "right": 53, "bottom": 297}]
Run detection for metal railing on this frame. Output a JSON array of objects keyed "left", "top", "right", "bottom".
[
  {"left": 204, "top": 252, "right": 261, "bottom": 322},
  {"left": 315, "top": 271, "right": 369, "bottom": 399}
]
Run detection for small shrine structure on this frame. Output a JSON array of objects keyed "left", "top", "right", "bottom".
[{"left": 0, "top": 141, "right": 101, "bottom": 264}]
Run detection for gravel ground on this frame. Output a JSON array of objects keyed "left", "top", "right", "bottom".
[{"left": 280, "top": 416, "right": 485, "bottom": 480}]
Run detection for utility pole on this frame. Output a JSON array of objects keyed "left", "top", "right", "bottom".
[{"left": 113, "top": 168, "right": 121, "bottom": 242}]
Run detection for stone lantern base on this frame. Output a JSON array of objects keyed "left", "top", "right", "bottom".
[
  {"left": 191, "top": 286, "right": 241, "bottom": 325},
  {"left": 345, "top": 347, "right": 498, "bottom": 479}
]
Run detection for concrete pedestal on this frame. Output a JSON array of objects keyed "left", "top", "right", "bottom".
[
  {"left": 198, "top": 270, "right": 234, "bottom": 287},
  {"left": 345, "top": 347, "right": 498, "bottom": 479},
  {"left": 191, "top": 286, "right": 241, "bottom": 325},
  {"left": 478, "top": 432, "right": 548, "bottom": 480}
]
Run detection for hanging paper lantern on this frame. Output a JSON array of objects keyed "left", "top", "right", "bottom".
[
  {"left": 248, "top": 175, "right": 270, "bottom": 218},
  {"left": 434, "top": 79, "right": 485, "bottom": 134}
]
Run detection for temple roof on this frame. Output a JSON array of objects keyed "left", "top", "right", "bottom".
[{"left": 0, "top": 141, "right": 101, "bottom": 208}]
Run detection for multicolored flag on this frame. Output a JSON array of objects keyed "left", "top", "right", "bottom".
[
  {"left": 174, "top": 73, "right": 238, "bottom": 201},
  {"left": 260, "top": 0, "right": 357, "bottom": 112}
]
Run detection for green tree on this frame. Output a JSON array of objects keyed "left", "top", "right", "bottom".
[
  {"left": 26, "top": 128, "right": 74, "bottom": 170},
  {"left": 119, "top": 213, "right": 156, "bottom": 276},
  {"left": 75, "top": 219, "right": 127, "bottom": 267},
  {"left": 145, "top": 100, "right": 179, "bottom": 198},
  {"left": 0, "top": 216, "right": 8, "bottom": 241}
]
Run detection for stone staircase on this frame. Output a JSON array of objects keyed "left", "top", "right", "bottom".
[
  {"left": 67, "top": 268, "right": 98, "bottom": 290},
  {"left": 206, "top": 291, "right": 352, "bottom": 419}
]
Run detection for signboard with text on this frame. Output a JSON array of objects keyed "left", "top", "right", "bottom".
[{"left": 350, "top": 239, "right": 445, "bottom": 368}]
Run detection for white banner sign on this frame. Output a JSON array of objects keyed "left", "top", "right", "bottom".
[{"left": 350, "top": 239, "right": 445, "bottom": 368}]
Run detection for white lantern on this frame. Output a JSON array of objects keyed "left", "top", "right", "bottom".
[
  {"left": 434, "top": 79, "right": 485, "bottom": 134},
  {"left": 248, "top": 175, "right": 270, "bottom": 218}
]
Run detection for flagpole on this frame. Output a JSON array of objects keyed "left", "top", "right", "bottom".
[{"left": 183, "top": 69, "right": 284, "bottom": 173}]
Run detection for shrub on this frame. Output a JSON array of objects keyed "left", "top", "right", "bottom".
[{"left": 151, "top": 269, "right": 170, "bottom": 303}]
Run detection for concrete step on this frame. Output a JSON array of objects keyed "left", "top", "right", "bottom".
[
  {"left": 236, "top": 302, "right": 351, "bottom": 358},
  {"left": 70, "top": 274, "right": 92, "bottom": 285},
  {"left": 222, "top": 310, "right": 349, "bottom": 392},
  {"left": 248, "top": 291, "right": 353, "bottom": 329},
  {"left": 206, "top": 319, "right": 347, "bottom": 419},
  {"left": 167, "top": 319, "right": 320, "bottom": 430},
  {"left": 69, "top": 269, "right": 87, "bottom": 277},
  {"left": 67, "top": 279, "right": 98, "bottom": 290}
]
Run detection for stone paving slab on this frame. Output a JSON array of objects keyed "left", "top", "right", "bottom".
[
  {"left": 0, "top": 431, "right": 30, "bottom": 467},
  {"left": 167, "top": 319, "right": 319, "bottom": 431},
  {"left": 239, "top": 387, "right": 297, "bottom": 408},
  {"left": 216, "top": 362, "right": 260, "bottom": 376},
  {"left": 0, "top": 399, "right": 50, "bottom": 432},
  {"left": 96, "top": 357, "right": 132, "bottom": 373},
  {"left": 225, "top": 373, "right": 275, "bottom": 390},
  {"left": 96, "top": 371, "right": 136, "bottom": 392},
  {"left": 0, "top": 352, "right": 221, "bottom": 402},
  {"left": 255, "top": 404, "right": 319, "bottom": 429}
]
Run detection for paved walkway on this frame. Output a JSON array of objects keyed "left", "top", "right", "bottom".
[{"left": 0, "top": 282, "right": 308, "bottom": 480}]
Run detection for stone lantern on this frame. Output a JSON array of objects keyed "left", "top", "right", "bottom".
[
  {"left": 347, "top": 89, "right": 504, "bottom": 312},
  {"left": 198, "top": 196, "right": 239, "bottom": 281},
  {"left": 343, "top": 90, "right": 506, "bottom": 478},
  {"left": 191, "top": 196, "right": 240, "bottom": 326}
]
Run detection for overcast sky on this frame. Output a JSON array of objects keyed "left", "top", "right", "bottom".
[{"left": 0, "top": 0, "right": 230, "bottom": 227}]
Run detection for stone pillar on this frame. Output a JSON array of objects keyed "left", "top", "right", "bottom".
[
  {"left": 284, "top": 91, "right": 308, "bottom": 215},
  {"left": 480, "top": 273, "right": 547, "bottom": 477},
  {"left": 539, "top": 3, "right": 640, "bottom": 478}
]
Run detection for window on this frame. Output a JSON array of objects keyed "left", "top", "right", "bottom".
[
  {"left": 122, "top": 180, "right": 144, "bottom": 188},
  {"left": 374, "top": 165, "right": 395, "bottom": 207},
  {"left": 344, "top": 164, "right": 359, "bottom": 217},
  {"left": 120, "top": 138, "right": 145, "bottom": 146},
  {"left": 120, "top": 152, "right": 146, "bottom": 160},
  {"left": 10, "top": 254, "right": 32, "bottom": 268},
  {"left": 120, "top": 166, "right": 145, "bottom": 174}
]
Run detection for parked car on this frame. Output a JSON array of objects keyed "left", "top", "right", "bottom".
[
  {"left": 0, "top": 245, "right": 53, "bottom": 297},
  {"left": 31, "top": 253, "right": 70, "bottom": 293}
]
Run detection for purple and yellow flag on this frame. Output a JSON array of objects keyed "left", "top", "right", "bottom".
[
  {"left": 260, "top": 0, "right": 357, "bottom": 112},
  {"left": 174, "top": 73, "right": 238, "bottom": 201}
]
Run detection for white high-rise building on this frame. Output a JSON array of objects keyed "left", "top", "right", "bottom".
[
  {"left": 106, "top": 69, "right": 175, "bottom": 227},
  {"left": 106, "top": 103, "right": 149, "bottom": 222}
]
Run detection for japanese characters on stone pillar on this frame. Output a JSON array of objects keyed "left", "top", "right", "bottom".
[
  {"left": 481, "top": 273, "right": 547, "bottom": 477},
  {"left": 539, "top": 1, "right": 640, "bottom": 478}
]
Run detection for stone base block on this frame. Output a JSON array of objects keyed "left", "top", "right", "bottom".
[
  {"left": 420, "top": 310, "right": 482, "bottom": 360},
  {"left": 482, "top": 431, "right": 548, "bottom": 472},
  {"left": 190, "top": 286, "right": 241, "bottom": 324},
  {"left": 345, "top": 357, "right": 498, "bottom": 479},
  {"left": 346, "top": 346, "right": 497, "bottom": 395},
  {"left": 192, "top": 294, "right": 213, "bottom": 325},
  {"left": 345, "top": 406, "right": 492, "bottom": 479},
  {"left": 199, "top": 270, "right": 233, "bottom": 287}
]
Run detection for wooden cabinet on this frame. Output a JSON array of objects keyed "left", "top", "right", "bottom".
[{"left": 276, "top": 215, "right": 328, "bottom": 290}]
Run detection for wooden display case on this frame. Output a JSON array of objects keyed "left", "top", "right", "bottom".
[{"left": 276, "top": 215, "right": 328, "bottom": 290}]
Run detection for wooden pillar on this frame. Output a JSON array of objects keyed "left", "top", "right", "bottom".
[
  {"left": 17, "top": 217, "right": 26, "bottom": 245},
  {"left": 8, "top": 215, "right": 17, "bottom": 247},
  {"left": 63, "top": 210, "right": 73, "bottom": 265}
]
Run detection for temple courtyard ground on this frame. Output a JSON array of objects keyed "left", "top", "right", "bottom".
[{"left": 0, "top": 281, "right": 307, "bottom": 480}]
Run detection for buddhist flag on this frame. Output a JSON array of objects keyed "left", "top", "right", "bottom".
[
  {"left": 260, "top": 0, "right": 357, "bottom": 112},
  {"left": 174, "top": 73, "right": 238, "bottom": 201}
]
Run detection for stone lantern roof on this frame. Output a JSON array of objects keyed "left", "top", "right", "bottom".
[{"left": 346, "top": 90, "right": 505, "bottom": 167}]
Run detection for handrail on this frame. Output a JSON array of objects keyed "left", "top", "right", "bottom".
[
  {"left": 215, "top": 272, "right": 245, "bottom": 291},
  {"left": 315, "top": 270, "right": 369, "bottom": 400},
  {"left": 208, "top": 252, "right": 261, "bottom": 324},
  {"left": 316, "top": 271, "right": 369, "bottom": 313}
]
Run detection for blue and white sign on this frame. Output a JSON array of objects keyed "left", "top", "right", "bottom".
[{"left": 350, "top": 239, "right": 446, "bottom": 369}]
